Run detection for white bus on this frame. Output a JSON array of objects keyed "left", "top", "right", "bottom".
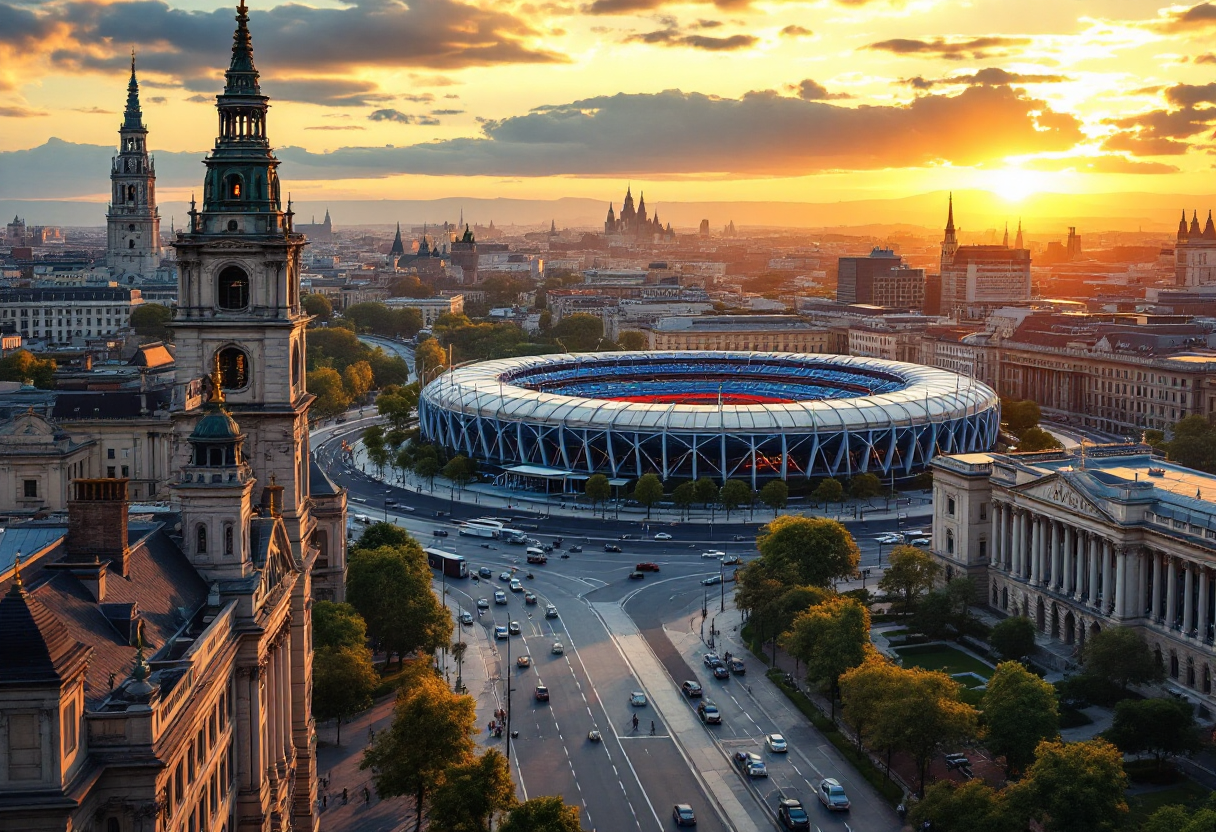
[{"left": 459, "top": 519, "right": 503, "bottom": 539}]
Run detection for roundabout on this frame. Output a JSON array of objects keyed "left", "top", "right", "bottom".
[{"left": 418, "top": 351, "right": 999, "bottom": 486}]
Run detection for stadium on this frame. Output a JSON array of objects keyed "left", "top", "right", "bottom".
[{"left": 417, "top": 352, "right": 999, "bottom": 488}]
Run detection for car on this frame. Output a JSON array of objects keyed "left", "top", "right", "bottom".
[
  {"left": 702, "top": 653, "right": 721, "bottom": 667},
  {"left": 672, "top": 804, "right": 697, "bottom": 827},
  {"left": 588, "top": 729, "right": 602, "bottom": 742},
  {"left": 722, "top": 555, "right": 741, "bottom": 565},
  {"left": 551, "top": 641, "right": 564, "bottom": 654},
  {"left": 568, "top": 545, "right": 583, "bottom": 553},
  {"left": 712, "top": 664, "right": 730, "bottom": 680},
  {"left": 545, "top": 604, "right": 559, "bottom": 619},
  {"left": 944, "top": 752, "right": 970, "bottom": 770},
  {"left": 628, "top": 571, "right": 645, "bottom": 580},
  {"left": 354, "top": 513, "right": 371, "bottom": 524},
  {"left": 635, "top": 562, "right": 660, "bottom": 572},
  {"left": 541, "top": 543, "right": 554, "bottom": 552},
  {"left": 817, "top": 778, "right": 850, "bottom": 811},
  {"left": 459, "top": 611, "right": 473, "bottom": 625},
  {"left": 335, "top": 415, "right": 347, "bottom": 423},
  {"left": 434, "top": 510, "right": 449, "bottom": 518},
  {"left": 384, "top": 498, "right": 397, "bottom": 506},
  {"left": 764, "top": 733, "right": 787, "bottom": 753},
  {"left": 526, "top": 552, "right": 548, "bottom": 564},
  {"left": 910, "top": 537, "right": 932, "bottom": 548},
  {"left": 479, "top": 567, "right": 493, "bottom": 578},
  {"left": 516, "top": 655, "right": 531, "bottom": 668},
  {"left": 875, "top": 532, "right": 903, "bottom": 544},
  {"left": 534, "top": 685, "right": 549, "bottom": 702},
  {"left": 494, "top": 626, "right": 509, "bottom": 640},
  {"left": 732, "top": 534, "right": 749, "bottom": 541},
  {"left": 524, "top": 592, "right": 538, "bottom": 604},
  {"left": 432, "top": 529, "right": 450, "bottom": 537},
  {"left": 494, "top": 590, "right": 507, "bottom": 605},
  {"left": 729, "top": 658, "right": 746, "bottom": 675},
  {"left": 604, "top": 543, "right": 622, "bottom": 553},
  {"left": 630, "top": 691, "right": 648, "bottom": 707},
  {"left": 499, "top": 571, "right": 512, "bottom": 582},
  {"left": 681, "top": 680, "right": 703, "bottom": 698},
  {"left": 701, "top": 550, "right": 725, "bottom": 559},
  {"left": 476, "top": 598, "right": 490, "bottom": 609},
  {"left": 696, "top": 701, "right": 721, "bottom": 724},
  {"left": 508, "top": 621, "right": 521, "bottom": 635},
  {"left": 701, "top": 575, "right": 722, "bottom": 586},
  {"left": 654, "top": 532, "right": 673, "bottom": 540},
  {"left": 777, "top": 798, "right": 810, "bottom": 831},
  {"left": 733, "top": 751, "right": 767, "bottom": 777},
  {"left": 509, "top": 579, "right": 523, "bottom": 592}
]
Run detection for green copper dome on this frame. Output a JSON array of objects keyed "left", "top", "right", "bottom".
[{"left": 191, "top": 406, "right": 241, "bottom": 441}]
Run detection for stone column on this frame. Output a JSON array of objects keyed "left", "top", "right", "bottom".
[
  {"left": 1136, "top": 549, "right": 1149, "bottom": 619},
  {"left": 1005, "top": 503, "right": 1014, "bottom": 570},
  {"left": 1152, "top": 552, "right": 1162, "bottom": 621},
  {"left": 1063, "top": 525, "right": 1075, "bottom": 594},
  {"left": 1012, "top": 509, "right": 1023, "bottom": 577},
  {"left": 1166, "top": 556, "right": 1178, "bottom": 628},
  {"left": 251, "top": 665, "right": 264, "bottom": 791},
  {"left": 1199, "top": 567, "right": 1210, "bottom": 643},
  {"left": 995, "top": 504, "right": 1006, "bottom": 569},
  {"left": 1030, "top": 515, "right": 1042, "bottom": 585},
  {"left": 1073, "top": 528, "right": 1086, "bottom": 601},
  {"left": 266, "top": 648, "right": 279, "bottom": 771},
  {"left": 1050, "top": 521, "right": 1061, "bottom": 591},
  {"left": 1114, "top": 547, "right": 1127, "bottom": 619},
  {"left": 1183, "top": 562, "right": 1195, "bottom": 635},
  {"left": 1088, "top": 535, "right": 1101, "bottom": 607},
  {"left": 1101, "top": 539, "right": 1113, "bottom": 612},
  {"left": 281, "top": 635, "right": 293, "bottom": 763}
]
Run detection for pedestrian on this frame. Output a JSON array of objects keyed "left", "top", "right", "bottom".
[
  {"left": 364, "top": 787, "right": 371, "bottom": 804},
  {"left": 632, "top": 714, "right": 639, "bottom": 731},
  {"left": 322, "top": 794, "right": 327, "bottom": 810},
  {"left": 342, "top": 788, "right": 348, "bottom": 805},
  {"left": 650, "top": 721, "right": 655, "bottom": 735},
  {"left": 368, "top": 727, "right": 375, "bottom": 742}
]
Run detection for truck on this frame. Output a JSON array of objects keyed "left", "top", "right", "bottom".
[
  {"left": 424, "top": 548, "right": 468, "bottom": 578},
  {"left": 526, "top": 548, "right": 548, "bottom": 564}
]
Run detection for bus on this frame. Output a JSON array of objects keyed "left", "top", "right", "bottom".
[
  {"left": 459, "top": 519, "right": 504, "bottom": 539},
  {"left": 425, "top": 548, "right": 468, "bottom": 578}
]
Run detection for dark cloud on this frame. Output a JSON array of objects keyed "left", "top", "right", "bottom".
[
  {"left": 305, "top": 125, "right": 367, "bottom": 131},
  {"left": 400, "top": 93, "right": 437, "bottom": 104},
  {"left": 0, "top": 0, "right": 566, "bottom": 91},
  {"left": 1110, "top": 106, "right": 1215, "bottom": 139},
  {"left": 1102, "top": 133, "right": 1191, "bottom": 156},
  {"left": 693, "top": 19, "right": 723, "bottom": 28},
  {"left": 903, "top": 67, "right": 1067, "bottom": 88},
  {"left": 444, "top": 94, "right": 461, "bottom": 100},
  {"left": 368, "top": 109, "right": 441, "bottom": 126},
  {"left": 625, "top": 27, "right": 759, "bottom": 50},
  {"left": 0, "top": 104, "right": 48, "bottom": 117},
  {"left": 1196, "top": 53, "right": 1216, "bottom": 64},
  {"left": 780, "top": 25, "right": 812, "bottom": 37},
  {"left": 1165, "top": 82, "right": 1216, "bottom": 107},
  {"left": 262, "top": 78, "right": 396, "bottom": 108},
  {"left": 1154, "top": 2, "right": 1216, "bottom": 32},
  {"left": 184, "top": 93, "right": 210, "bottom": 103},
  {"left": 1022, "top": 155, "right": 1180, "bottom": 174},
  {"left": 865, "top": 36, "right": 1031, "bottom": 61},
  {"left": 431, "top": 109, "right": 465, "bottom": 115},
  {"left": 146, "top": 95, "right": 167, "bottom": 105},
  {"left": 789, "top": 79, "right": 850, "bottom": 100}
]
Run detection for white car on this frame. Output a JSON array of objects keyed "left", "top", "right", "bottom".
[
  {"left": 630, "top": 691, "right": 648, "bottom": 706},
  {"left": 499, "top": 571, "right": 513, "bottom": 582},
  {"left": 495, "top": 626, "right": 509, "bottom": 640},
  {"left": 817, "top": 778, "right": 850, "bottom": 811},
  {"left": 552, "top": 641, "right": 565, "bottom": 654},
  {"left": 701, "top": 550, "right": 725, "bottom": 559},
  {"left": 494, "top": 590, "right": 507, "bottom": 605},
  {"left": 764, "top": 733, "right": 788, "bottom": 753},
  {"left": 875, "top": 533, "right": 903, "bottom": 544},
  {"left": 459, "top": 611, "right": 473, "bottom": 625},
  {"left": 509, "top": 579, "right": 523, "bottom": 592},
  {"left": 654, "top": 532, "right": 673, "bottom": 540}
]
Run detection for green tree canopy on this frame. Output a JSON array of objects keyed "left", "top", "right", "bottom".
[
  {"left": 849, "top": 473, "right": 883, "bottom": 500},
  {"left": 693, "top": 476, "right": 720, "bottom": 507},
  {"left": 344, "top": 302, "right": 425, "bottom": 339},
  {"left": 313, "top": 643, "right": 378, "bottom": 743},
  {"left": 313, "top": 601, "right": 368, "bottom": 650},
  {"left": 356, "top": 521, "right": 412, "bottom": 550},
  {"left": 549, "top": 312, "right": 605, "bottom": 352},
  {"left": 1002, "top": 399, "right": 1042, "bottom": 435},
  {"left": 1016, "top": 426, "right": 1063, "bottom": 452},
  {"left": 782, "top": 595, "right": 871, "bottom": 714},
  {"left": 442, "top": 455, "right": 477, "bottom": 489},
  {"left": 910, "top": 780, "right": 1019, "bottom": 832},
  {"left": 1166, "top": 415, "right": 1216, "bottom": 473},
  {"left": 585, "top": 473, "right": 611, "bottom": 514},
  {"left": 758, "top": 480, "right": 788, "bottom": 515},
  {"left": 757, "top": 515, "right": 860, "bottom": 587},
  {"left": 0, "top": 349, "right": 56, "bottom": 388},
  {"left": 302, "top": 292, "right": 333, "bottom": 320},
  {"left": 1008, "top": 739, "right": 1128, "bottom": 832},
  {"left": 428, "top": 748, "right": 518, "bottom": 832},
  {"left": 129, "top": 303, "right": 173, "bottom": 341},
  {"left": 878, "top": 545, "right": 940, "bottom": 613},
  {"left": 982, "top": 661, "right": 1060, "bottom": 778},
  {"left": 912, "top": 589, "right": 957, "bottom": 640},
  {"left": 989, "top": 615, "right": 1037, "bottom": 662},
  {"left": 377, "top": 383, "right": 421, "bottom": 431},
  {"left": 719, "top": 479, "right": 752, "bottom": 519},
  {"left": 1083, "top": 625, "right": 1161, "bottom": 691},
  {"left": 812, "top": 477, "right": 844, "bottom": 503},
  {"left": 347, "top": 542, "right": 453, "bottom": 662},
  {"left": 308, "top": 367, "right": 352, "bottom": 419},
  {"left": 362, "top": 665, "right": 477, "bottom": 832},
  {"left": 498, "top": 797, "right": 582, "bottom": 832},
  {"left": 617, "top": 330, "right": 648, "bottom": 350},
  {"left": 671, "top": 481, "right": 697, "bottom": 519},
  {"left": 632, "top": 473, "right": 665, "bottom": 518},
  {"left": 1104, "top": 697, "right": 1199, "bottom": 768}
]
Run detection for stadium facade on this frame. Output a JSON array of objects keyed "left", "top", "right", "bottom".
[{"left": 418, "top": 352, "right": 1000, "bottom": 487}]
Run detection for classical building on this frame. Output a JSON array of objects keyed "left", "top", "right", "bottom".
[
  {"left": 384, "top": 294, "right": 464, "bottom": 325},
  {"left": 106, "top": 56, "right": 162, "bottom": 280},
  {"left": 0, "top": 410, "right": 94, "bottom": 515},
  {"left": 0, "top": 287, "right": 144, "bottom": 346},
  {"left": 939, "top": 196, "right": 1031, "bottom": 318},
  {"left": 932, "top": 445, "right": 1216, "bottom": 704},
  {"left": 644, "top": 315, "right": 832, "bottom": 353},
  {"left": 0, "top": 7, "right": 345, "bottom": 832},
  {"left": 1173, "top": 210, "right": 1216, "bottom": 287},
  {"left": 837, "top": 248, "right": 925, "bottom": 309}
]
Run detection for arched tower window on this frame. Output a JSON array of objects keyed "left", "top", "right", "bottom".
[
  {"left": 217, "top": 266, "right": 249, "bottom": 310},
  {"left": 128, "top": 240, "right": 135, "bottom": 249},
  {"left": 291, "top": 343, "right": 302, "bottom": 388},
  {"left": 127, "top": 185, "right": 136, "bottom": 202},
  {"left": 224, "top": 524, "right": 234, "bottom": 557},
  {"left": 196, "top": 524, "right": 207, "bottom": 555},
  {"left": 224, "top": 173, "right": 243, "bottom": 200},
  {"left": 216, "top": 347, "right": 249, "bottom": 390}
]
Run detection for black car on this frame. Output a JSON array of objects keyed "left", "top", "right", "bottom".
[
  {"left": 385, "top": 498, "right": 397, "bottom": 506},
  {"left": 672, "top": 804, "right": 697, "bottom": 827},
  {"left": 712, "top": 664, "right": 730, "bottom": 680},
  {"left": 568, "top": 544, "right": 583, "bottom": 553},
  {"left": 681, "top": 680, "right": 703, "bottom": 698},
  {"left": 604, "top": 543, "right": 622, "bottom": 553},
  {"left": 628, "top": 571, "right": 645, "bottom": 580},
  {"left": 728, "top": 658, "right": 746, "bottom": 675},
  {"left": 432, "top": 529, "right": 449, "bottom": 537},
  {"left": 777, "top": 798, "right": 810, "bottom": 831}
]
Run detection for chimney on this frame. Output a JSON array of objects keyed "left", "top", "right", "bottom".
[{"left": 67, "top": 479, "right": 130, "bottom": 576}]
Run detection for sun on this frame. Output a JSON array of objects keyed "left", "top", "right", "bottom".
[{"left": 980, "top": 167, "right": 1054, "bottom": 202}]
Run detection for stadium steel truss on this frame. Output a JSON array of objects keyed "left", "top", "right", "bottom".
[{"left": 418, "top": 352, "right": 1000, "bottom": 486}]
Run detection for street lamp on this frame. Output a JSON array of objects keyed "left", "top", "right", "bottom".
[
  {"left": 384, "top": 489, "right": 391, "bottom": 522},
  {"left": 719, "top": 560, "right": 725, "bottom": 612},
  {"left": 504, "top": 632, "right": 513, "bottom": 762}
]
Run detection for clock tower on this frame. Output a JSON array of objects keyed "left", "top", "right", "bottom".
[{"left": 106, "top": 54, "right": 161, "bottom": 277}]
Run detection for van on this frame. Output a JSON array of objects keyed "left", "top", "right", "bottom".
[
  {"left": 526, "top": 548, "right": 548, "bottom": 564},
  {"left": 354, "top": 514, "right": 371, "bottom": 524}
]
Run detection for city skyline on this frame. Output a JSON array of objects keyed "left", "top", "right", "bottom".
[{"left": 3, "top": 0, "right": 1216, "bottom": 208}]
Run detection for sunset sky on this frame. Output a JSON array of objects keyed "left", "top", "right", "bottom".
[{"left": 3, "top": 0, "right": 1216, "bottom": 211}]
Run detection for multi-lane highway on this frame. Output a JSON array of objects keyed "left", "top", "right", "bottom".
[{"left": 315, "top": 423, "right": 908, "bottom": 831}]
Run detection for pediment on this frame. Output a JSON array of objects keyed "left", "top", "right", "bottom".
[{"left": 1016, "top": 474, "right": 1110, "bottom": 522}]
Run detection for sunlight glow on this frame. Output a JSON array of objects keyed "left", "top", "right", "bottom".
[{"left": 979, "top": 168, "right": 1057, "bottom": 202}]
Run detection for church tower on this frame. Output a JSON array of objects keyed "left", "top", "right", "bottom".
[
  {"left": 941, "top": 192, "right": 959, "bottom": 268},
  {"left": 106, "top": 54, "right": 161, "bottom": 277},
  {"left": 171, "top": 0, "right": 314, "bottom": 560}
]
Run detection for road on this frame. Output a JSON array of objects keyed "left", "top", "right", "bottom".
[{"left": 315, "top": 424, "right": 904, "bottom": 831}]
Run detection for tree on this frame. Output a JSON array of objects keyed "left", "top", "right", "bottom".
[
  {"left": 129, "top": 303, "right": 173, "bottom": 341},
  {"left": 1083, "top": 625, "right": 1161, "bottom": 692},
  {"left": 839, "top": 657, "right": 904, "bottom": 753},
  {"left": 347, "top": 543, "right": 453, "bottom": 663},
  {"left": 357, "top": 521, "right": 411, "bottom": 550},
  {"left": 342, "top": 360, "right": 375, "bottom": 399},
  {"left": 415, "top": 454, "right": 441, "bottom": 492},
  {"left": 1166, "top": 414, "right": 1216, "bottom": 473},
  {"left": 549, "top": 313, "right": 604, "bottom": 352},
  {"left": 362, "top": 666, "right": 477, "bottom": 832},
  {"left": 617, "top": 330, "right": 648, "bottom": 351},
  {"left": 756, "top": 515, "right": 860, "bottom": 588},
  {"left": 442, "top": 455, "right": 476, "bottom": 491},
  {"left": 1105, "top": 698, "right": 1199, "bottom": 770},
  {"left": 0, "top": 349, "right": 56, "bottom": 388},
  {"left": 719, "top": 479, "right": 751, "bottom": 520},
  {"left": 1016, "top": 426, "right": 1063, "bottom": 452},
  {"left": 313, "top": 644, "right": 378, "bottom": 744},
  {"left": 308, "top": 367, "right": 352, "bottom": 419},
  {"left": 733, "top": 561, "right": 786, "bottom": 664},
  {"left": 693, "top": 476, "right": 720, "bottom": 508},
  {"left": 989, "top": 615, "right": 1037, "bottom": 662},
  {"left": 632, "top": 473, "right": 664, "bottom": 519},
  {"left": 1009, "top": 739, "right": 1127, "bottom": 832},
  {"left": 672, "top": 481, "right": 697, "bottom": 520},
  {"left": 913, "top": 589, "right": 956, "bottom": 639},
  {"left": 499, "top": 796, "right": 582, "bottom": 832},
  {"left": 428, "top": 748, "right": 517, "bottom": 832},
  {"left": 812, "top": 477, "right": 844, "bottom": 504},
  {"left": 1002, "top": 399, "right": 1042, "bottom": 435},
  {"left": 982, "top": 661, "right": 1059, "bottom": 778},
  {"left": 878, "top": 545, "right": 940, "bottom": 613},
  {"left": 415, "top": 336, "right": 448, "bottom": 380},
  {"left": 585, "top": 473, "right": 611, "bottom": 516},
  {"left": 945, "top": 576, "right": 977, "bottom": 635},
  {"left": 313, "top": 601, "right": 368, "bottom": 650},
  {"left": 782, "top": 596, "right": 871, "bottom": 716},
  {"left": 758, "top": 480, "right": 788, "bottom": 516},
  {"left": 872, "top": 665, "right": 979, "bottom": 795},
  {"left": 377, "top": 383, "right": 421, "bottom": 431},
  {"left": 367, "top": 349, "right": 411, "bottom": 387},
  {"left": 910, "top": 780, "right": 1019, "bottom": 832},
  {"left": 849, "top": 473, "right": 883, "bottom": 500},
  {"left": 302, "top": 292, "right": 333, "bottom": 320}
]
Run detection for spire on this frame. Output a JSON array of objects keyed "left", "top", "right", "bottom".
[
  {"left": 550, "top": 219, "right": 557, "bottom": 235},
  {"left": 459, "top": 207, "right": 464, "bottom": 227},
  {"left": 1205, "top": 210, "right": 1215, "bottom": 240},
  {"left": 390, "top": 221, "right": 405, "bottom": 257},
  {"left": 1014, "top": 219, "right": 1023, "bottom": 250},
  {"left": 123, "top": 50, "right": 145, "bottom": 131},
  {"left": 1178, "top": 210, "right": 1190, "bottom": 241},
  {"left": 323, "top": 207, "right": 331, "bottom": 226},
  {"left": 945, "top": 192, "right": 955, "bottom": 235},
  {"left": 1002, "top": 222, "right": 1009, "bottom": 248},
  {"left": 224, "top": 0, "right": 260, "bottom": 96},
  {"left": 607, "top": 203, "right": 615, "bottom": 221},
  {"left": 1190, "top": 210, "right": 1201, "bottom": 237}
]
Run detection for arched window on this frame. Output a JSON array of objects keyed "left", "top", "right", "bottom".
[
  {"left": 1171, "top": 651, "right": 1180, "bottom": 679},
  {"left": 216, "top": 347, "right": 249, "bottom": 390},
  {"left": 196, "top": 524, "right": 207, "bottom": 555},
  {"left": 224, "top": 173, "right": 243, "bottom": 200},
  {"left": 217, "top": 266, "right": 249, "bottom": 310},
  {"left": 1187, "top": 657, "right": 1196, "bottom": 687},
  {"left": 224, "top": 524, "right": 234, "bottom": 557},
  {"left": 126, "top": 185, "right": 136, "bottom": 202},
  {"left": 128, "top": 239, "right": 135, "bottom": 249},
  {"left": 107, "top": 819, "right": 120, "bottom": 832},
  {"left": 946, "top": 529, "right": 955, "bottom": 555},
  {"left": 291, "top": 342, "right": 302, "bottom": 388},
  {"left": 1204, "top": 666, "right": 1211, "bottom": 694}
]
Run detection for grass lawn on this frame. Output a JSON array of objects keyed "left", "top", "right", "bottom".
[
  {"left": 895, "top": 644, "right": 994, "bottom": 687},
  {"left": 1126, "top": 781, "right": 1211, "bottom": 827}
]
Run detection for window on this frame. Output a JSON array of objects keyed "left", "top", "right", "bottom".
[
  {"left": 7, "top": 713, "right": 42, "bottom": 780},
  {"left": 224, "top": 525, "right": 234, "bottom": 557},
  {"left": 224, "top": 173, "right": 243, "bottom": 200},
  {"left": 978, "top": 540, "right": 987, "bottom": 559},
  {"left": 107, "top": 448, "right": 116, "bottom": 459},
  {"left": 947, "top": 529, "right": 955, "bottom": 555},
  {"left": 979, "top": 503, "right": 987, "bottom": 521},
  {"left": 947, "top": 497, "right": 956, "bottom": 516},
  {"left": 107, "top": 466, "right": 116, "bottom": 478},
  {"left": 216, "top": 347, "right": 249, "bottom": 389},
  {"left": 196, "top": 524, "right": 208, "bottom": 555},
  {"left": 64, "top": 699, "right": 77, "bottom": 753},
  {"left": 121, "top": 465, "right": 129, "bottom": 478},
  {"left": 23, "top": 479, "right": 37, "bottom": 498},
  {"left": 217, "top": 266, "right": 249, "bottom": 310}
]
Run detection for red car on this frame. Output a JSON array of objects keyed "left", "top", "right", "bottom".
[
  {"left": 535, "top": 685, "right": 549, "bottom": 702},
  {"left": 635, "top": 562, "right": 660, "bottom": 572}
]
